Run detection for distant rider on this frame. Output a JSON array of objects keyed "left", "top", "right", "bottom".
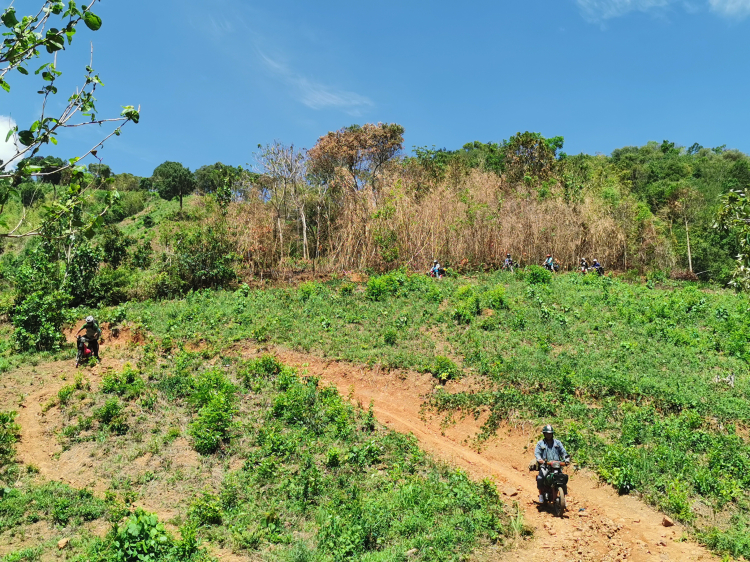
[
  {"left": 76, "top": 315, "right": 102, "bottom": 361},
  {"left": 543, "top": 254, "right": 554, "bottom": 272},
  {"left": 503, "top": 253, "right": 514, "bottom": 272},
  {"left": 535, "top": 424, "right": 571, "bottom": 503},
  {"left": 592, "top": 259, "right": 604, "bottom": 276},
  {"left": 579, "top": 258, "right": 589, "bottom": 274},
  {"left": 431, "top": 259, "right": 442, "bottom": 279}
]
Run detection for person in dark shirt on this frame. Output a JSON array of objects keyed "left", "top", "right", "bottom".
[{"left": 76, "top": 315, "right": 102, "bottom": 360}]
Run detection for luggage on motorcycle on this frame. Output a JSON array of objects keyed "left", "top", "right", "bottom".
[{"left": 528, "top": 460, "right": 539, "bottom": 471}]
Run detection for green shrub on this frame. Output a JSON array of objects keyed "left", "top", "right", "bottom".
[
  {"left": 88, "top": 266, "right": 135, "bottom": 306},
  {"left": 454, "top": 285, "right": 475, "bottom": 300},
  {"left": 429, "top": 356, "right": 460, "bottom": 382},
  {"left": 101, "top": 364, "right": 145, "bottom": 400},
  {"left": 525, "top": 264, "right": 552, "bottom": 285},
  {"left": 189, "top": 393, "right": 236, "bottom": 455},
  {"left": 94, "top": 398, "right": 128, "bottom": 434},
  {"left": 241, "top": 355, "right": 283, "bottom": 383},
  {"left": 339, "top": 283, "right": 355, "bottom": 296},
  {"left": 131, "top": 239, "right": 154, "bottom": 269},
  {"left": 99, "top": 225, "right": 135, "bottom": 268},
  {"left": 452, "top": 296, "right": 481, "bottom": 324},
  {"left": 64, "top": 243, "right": 103, "bottom": 306},
  {"left": 190, "top": 490, "right": 223, "bottom": 526},
  {"left": 482, "top": 286, "right": 507, "bottom": 310},
  {"left": 100, "top": 509, "right": 206, "bottom": 561},
  {"left": 11, "top": 290, "right": 70, "bottom": 351},
  {"left": 383, "top": 329, "right": 397, "bottom": 345},
  {"left": 298, "top": 282, "right": 323, "bottom": 302},
  {"left": 0, "top": 411, "right": 20, "bottom": 466},
  {"left": 326, "top": 447, "right": 342, "bottom": 468},
  {"left": 159, "top": 223, "right": 237, "bottom": 294}
]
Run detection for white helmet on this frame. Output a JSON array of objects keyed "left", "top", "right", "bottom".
[{"left": 86, "top": 316, "right": 94, "bottom": 323}]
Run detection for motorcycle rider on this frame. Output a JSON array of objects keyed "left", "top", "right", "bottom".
[
  {"left": 592, "top": 259, "right": 604, "bottom": 276},
  {"left": 579, "top": 257, "right": 589, "bottom": 274},
  {"left": 503, "top": 253, "right": 514, "bottom": 272},
  {"left": 76, "top": 315, "right": 102, "bottom": 361},
  {"left": 535, "top": 424, "right": 571, "bottom": 503},
  {"left": 543, "top": 254, "right": 554, "bottom": 272},
  {"left": 431, "top": 259, "right": 442, "bottom": 279}
]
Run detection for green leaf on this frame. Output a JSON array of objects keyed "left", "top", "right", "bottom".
[
  {"left": 5, "top": 128, "right": 15, "bottom": 142},
  {"left": 18, "top": 130, "right": 34, "bottom": 146},
  {"left": 45, "top": 33, "right": 65, "bottom": 53},
  {"left": 0, "top": 79, "right": 9, "bottom": 93},
  {"left": 1, "top": 8, "right": 18, "bottom": 28},
  {"left": 83, "top": 12, "right": 102, "bottom": 31},
  {"left": 17, "top": 66, "right": 28, "bottom": 75},
  {"left": 50, "top": 136, "right": 58, "bottom": 145}
]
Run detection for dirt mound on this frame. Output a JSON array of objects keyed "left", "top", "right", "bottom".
[{"left": 271, "top": 349, "right": 718, "bottom": 562}]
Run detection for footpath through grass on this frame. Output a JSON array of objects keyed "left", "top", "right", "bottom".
[
  {"left": 114, "top": 269, "right": 750, "bottom": 557},
  {"left": 0, "top": 348, "right": 512, "bottom": 561}
]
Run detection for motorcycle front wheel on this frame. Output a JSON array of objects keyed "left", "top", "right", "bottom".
[{"left": 554, "top": 487, "right": 566, "bottom": 517}]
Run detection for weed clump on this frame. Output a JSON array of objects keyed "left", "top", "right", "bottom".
[
  {"left": 525, "top": 264, "right": 552, "bottom": 285},
  {"left": 101, "top": 363, "right": 145, "bottom": 400},
  {"left": 429, "top": 356, "right": 460, "bottom": 382}
]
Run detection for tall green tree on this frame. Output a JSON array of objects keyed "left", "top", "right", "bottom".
[{"left": 153, "top": 161, "right": 195, "bottom": 210}]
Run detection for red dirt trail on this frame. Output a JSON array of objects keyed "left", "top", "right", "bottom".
[
  {"left": 271, "top": 349, "right": 719, "bottom": 562},
  {"left": 10, "top": 329, "right": 720, "bottom": 561}
]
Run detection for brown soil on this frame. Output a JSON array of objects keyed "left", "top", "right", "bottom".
[
  {"left": 268, "top": 349, "right": 719, "bottom": 562},
  {"left": 4, "top": 337, "right": 721, "bottom": 561}
]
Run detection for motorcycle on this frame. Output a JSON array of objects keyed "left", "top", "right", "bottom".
[
  {"left": 593, "top": 264, "right": 605, "bottom": 276},
  {"left": 76, "top": 336, "right": 94, "bottom": 367},
  {"left": 537, "top": 460, "right": 570, "bottom": 517},
  {"left": 502, "top": 260, "right": 516, "bottom": 273},
  {"left": 544, "top": 261, "right": 560, "bottom": 273},
  {"left": 428, "top": 267, "right": 446, "bottom": 278}
]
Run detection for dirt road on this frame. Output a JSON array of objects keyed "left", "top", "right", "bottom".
[
  {"left": 273, "top": 350, "right": 718, "bottom": 562},
  {"left": 9, "top": 335, "right": 719, "bottom": 561}
]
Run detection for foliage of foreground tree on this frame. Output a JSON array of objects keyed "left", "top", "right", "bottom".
[{"left": 0, "top": 0, "right": 139, "bottom": 239}]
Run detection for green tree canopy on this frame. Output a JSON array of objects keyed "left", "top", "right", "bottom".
[{"left": 153, "top": 161, "right": 195, "bottom": 209}]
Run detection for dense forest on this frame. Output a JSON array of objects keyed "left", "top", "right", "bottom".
[{"left": 3, "top": 126, "right": 750, "bottom": 307}]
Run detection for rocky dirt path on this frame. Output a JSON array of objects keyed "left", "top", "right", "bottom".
[
  {"left": 6, "top": 332, "right": 719, "bottom": 561},
  {"left": 271, "top": 349, "right": 718, "bottom": 562}
]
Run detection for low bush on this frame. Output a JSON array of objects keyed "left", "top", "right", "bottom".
[
  {"left": 525, "top": 264, "right": 553, "bottom": 285},
  {"left": 0, "top": 411, "right": 20, "bottom": 467},
  {"left": 429, "top": 356, "right": 460, "bottom": 382},
  {"left": 101, "top": 364, "right": 145, "bottom": 400},
  {"left": 11, "top": 290, "right": 70, "bottom": 351},
  {"left": 95, "top": 509, "right": 208, "bottom": 561}
]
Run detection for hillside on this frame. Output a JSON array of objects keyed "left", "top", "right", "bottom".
[{"left": 1, "top": 265, "right": 749, "bottom": 560}]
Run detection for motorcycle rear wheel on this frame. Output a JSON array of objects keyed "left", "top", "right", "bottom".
[{"left": 554, "top": 487, "right": 566, "bottom": 517}]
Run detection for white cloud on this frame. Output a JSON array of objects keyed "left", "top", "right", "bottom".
[
  {"left": 576, "top": 0, "right": 673, "bottom": 21},
  {"left": 0, "top": 115, "right": 19, "bottom": 170},
  {"left": 708, "top": 0, "right": 750, "bottom": 17},
  {"left": 577, "top": 0, "right": 750, "bottom": 20},
  {"left": 258, "top": 51, "right": 374, "bottom": 116}
]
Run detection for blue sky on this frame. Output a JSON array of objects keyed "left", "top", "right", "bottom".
[{"left": 2, "top": 0, "right": 750, "bottom": 177}]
